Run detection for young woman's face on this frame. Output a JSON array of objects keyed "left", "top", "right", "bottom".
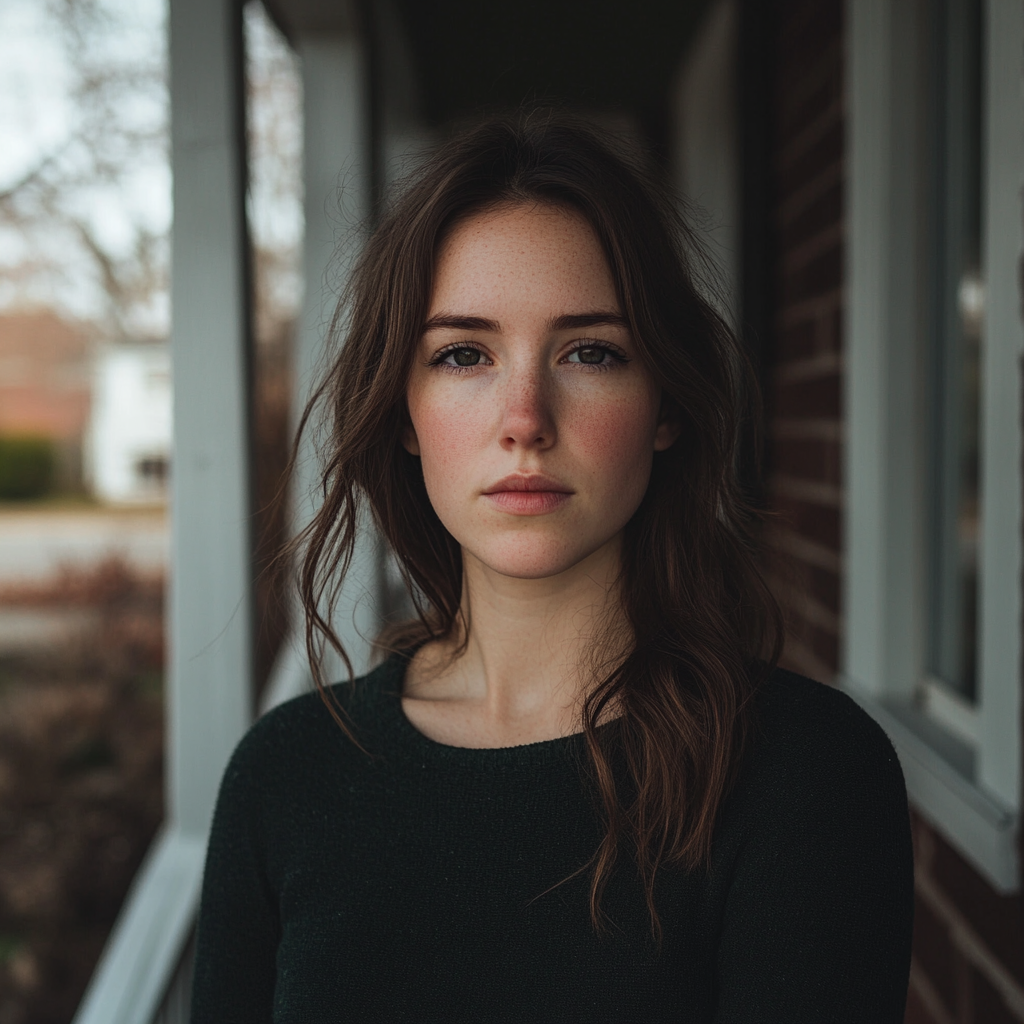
[{"left": 404, "top": 202, "right": 676, "bottom": 581}]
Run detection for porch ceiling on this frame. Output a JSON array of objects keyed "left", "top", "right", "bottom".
[{"left": 264, "top": 0, "right": 713, "bottom": 123}]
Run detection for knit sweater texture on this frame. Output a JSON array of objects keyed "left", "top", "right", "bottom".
[{"left": 191, "top": 654, "right": 914, "bottom": 1023}]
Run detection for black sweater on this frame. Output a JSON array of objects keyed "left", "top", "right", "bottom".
[{"left": 191, "top": 655, "right": 914, "bottom": 1023}]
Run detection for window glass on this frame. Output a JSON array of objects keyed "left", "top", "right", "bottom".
[{"left": 924, "top": 0, "right": 984, "bottom": 705}]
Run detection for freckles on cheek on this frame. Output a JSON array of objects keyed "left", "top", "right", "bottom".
[
  {"left": 413, "top": 396, "right": 487, "bottom": 479},
  {"left": 570, "top": 397, "right": 657, "bottom": 482}
]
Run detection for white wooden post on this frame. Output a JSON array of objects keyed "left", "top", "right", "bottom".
[
  {"left": 262, "top": 29, "right": 377, "bottom": 711},
  {"left": 167, "top": 0, "right": 254, "bottom": 838},
  {"left": 842, "top": 0, "right": 922, "bottom": 701}
]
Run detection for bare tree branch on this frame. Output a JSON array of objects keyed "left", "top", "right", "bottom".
[
  {"left": 0, "top": 144, "right": 74, "bottom": 206},
  {"left": 0, "top": 0, "right": 168, "bottom": 336}
]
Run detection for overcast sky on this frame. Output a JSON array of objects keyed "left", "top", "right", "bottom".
[
  {"left": 0, "top": 0, "right": 302, "bottom": 333},
  {"left": 0, "top": 0, "right": 169, "bottom": 326},
  {"left": 0, "top": 2, "right": 73, "bottom": 189},
  {"left": 0, "top": 0, "right": 169, "bottom": 208}
]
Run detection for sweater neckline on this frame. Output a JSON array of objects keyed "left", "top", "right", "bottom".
[{"left": 368, "top": 651, "right": 597, "bottom": 771}]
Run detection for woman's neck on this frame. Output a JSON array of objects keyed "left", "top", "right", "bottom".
[{"left": 402, "top": 535, "right": 627, "bottom": 748}]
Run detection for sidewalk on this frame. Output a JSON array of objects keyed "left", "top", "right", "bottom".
[{"left": 0, "top": 505, "right": 169, "bottom": 585}]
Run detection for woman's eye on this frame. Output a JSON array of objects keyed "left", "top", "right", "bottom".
[
  {"left": 443, "top": 347, "right": 482, "bottom": 367},
  {"left": 567, "top": 345, "right": 614, "bottom": 365}
]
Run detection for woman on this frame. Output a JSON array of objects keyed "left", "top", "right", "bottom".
[{"left": 192, "top": 114, "right": 913, "bottom": 1022}]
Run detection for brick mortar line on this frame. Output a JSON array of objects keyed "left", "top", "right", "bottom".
[
  {"left": 908, "top": 959, "right": 956, "bottom": 1024},
  {"left": 771, "top": 528, "right": 842, "bottom": 573},
  {"left": 780, "top": 223, "right": 844, "bottom": 279},
  {"left": 915, "top": 870, "right": 1024, "bottom": 1021},
  {"left": 776, "top": 96, "right": 844, "bottom": 175},
  {"left": 777, "top": 38, "right": 843, "bottom": 126},
  {"left": 782, "top": 603, "right": 841, "bottom": 642},
  {"left": 774, "top": 350, "right": 843, "bottom": 385},
  {"left": 769, "top": 579, "right": 841, "bottom": 634},
  {"left": 771, "top": 474, "right": 843, "bottom": 509},
  {"left": 776, "top": 287, "right": 843, "bottom": 330},
  {"left": 779, "top": 635, "right": 836, "bottom": 684},
  {"left": 777, "top": 105, "right": 842, "bottom": 159},
  {"left": 777, "top": 162, "right": 843, "bottom": 229},
  {"left": 771, "top": 417, "right": 844, "bottom": 442}
]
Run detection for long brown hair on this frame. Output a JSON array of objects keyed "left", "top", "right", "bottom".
[{"left": 295, "top": 111, "right": 783, "bottom": 935}]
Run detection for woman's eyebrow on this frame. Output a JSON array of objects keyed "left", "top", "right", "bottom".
[
  {"left": 549, "top": 312, "right": 628, "bottom": 331},
  {"left": 421, "top": 311, "right": 629, "bottom": 333},
  {"left": 422, "top": 313, "right": 501, "bottom": 332}
]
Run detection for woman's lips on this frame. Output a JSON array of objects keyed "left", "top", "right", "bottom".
[
  {"left": 485, "top": 490, "right": 571, "bottom": 514},
  {"left": 481, "top": 475, "right": 573, "bottom": 515}
]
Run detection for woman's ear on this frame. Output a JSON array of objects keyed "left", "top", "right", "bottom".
[
  {"left": 654, "top": 419, "right": 681, "bottom": 452},
  {"left": 653, "top": 397, "right": 682, "bottom": 452},
  {"left": 402, "top": 423, "right": 421, "bottom": 456}
]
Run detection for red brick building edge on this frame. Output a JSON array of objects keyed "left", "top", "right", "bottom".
[{"left": 761, "top": 2, "right": 1024, "bottom": 1021}]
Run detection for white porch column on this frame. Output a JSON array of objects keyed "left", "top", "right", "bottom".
[
  {"left": 168, "top": 0, "right": 253, "bottom": 836},
  {"left": 263, "top": 29, "right": 377, "bottom": 711}
]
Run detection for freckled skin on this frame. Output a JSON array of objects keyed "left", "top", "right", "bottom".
[{"left": 404, "top": 203, "right": 676, "bottom": 582}]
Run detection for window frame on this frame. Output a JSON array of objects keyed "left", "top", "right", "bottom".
[{"left": 842, "top": 0, "right": 1022, "bottom": 891}]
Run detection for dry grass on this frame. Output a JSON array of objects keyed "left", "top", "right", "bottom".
[{"left": 0, "top": 558, "right": 164, "bottom": 1024}]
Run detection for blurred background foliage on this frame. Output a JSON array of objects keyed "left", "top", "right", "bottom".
[
  {"left": 0, "top": 559, "right": 165, "bottom": 1023},
  {"left": 0, "top": 439, "right": 55, "bottom": 502}
]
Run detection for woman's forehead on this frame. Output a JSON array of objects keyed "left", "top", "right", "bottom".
[{"left": 428, "top": 203, "right": 619, "bottom": 318}]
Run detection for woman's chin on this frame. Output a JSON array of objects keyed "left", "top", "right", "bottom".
[{"left": 463, "top": 536, "right": 617, "bottom": 583}]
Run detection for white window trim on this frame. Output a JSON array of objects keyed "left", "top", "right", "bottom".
[{"left": 842, "top": 0, "right": 1022, "bottom": 892}]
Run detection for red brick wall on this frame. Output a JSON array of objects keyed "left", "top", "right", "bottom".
[
  {"left": 767, "top": 0, "right": 844, "bottom": 685},
  {"left": 905, "top": 814, "right": 1024, "bottom": 1024},
  {"left": 764, "top": 3, "right": 1024, "bottom": 1022},
  {"left": 0, "top": 310, "right": 92, "bottom": 440}
]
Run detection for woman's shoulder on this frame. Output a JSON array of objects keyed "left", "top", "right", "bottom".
[
  {"left": 755, "top": 665, "right": 894, "bottom": 748},
  {"left": 218, "top": 655, "right": 404, "bottom": 793},
  {"left": 710, "top": 665, "right": 912, "bottom": 909},
  {"left": 735, "top": 666, "right": 908, "bottom": 821},
  {"left": 710, "top": 676, "right": 914, "bottom": 1021}
]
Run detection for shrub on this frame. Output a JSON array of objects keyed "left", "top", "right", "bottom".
[{"left": 0, "top": 435, "right": 56, "bottom": 500}]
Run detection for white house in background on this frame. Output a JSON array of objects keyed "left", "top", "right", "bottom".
[{"left": 88, "top": 344, "right": 172, "bottom": 504}]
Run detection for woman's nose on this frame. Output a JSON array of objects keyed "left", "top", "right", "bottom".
[{"left": 498, "top": 367, "right": 556, "bottom": 451}]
